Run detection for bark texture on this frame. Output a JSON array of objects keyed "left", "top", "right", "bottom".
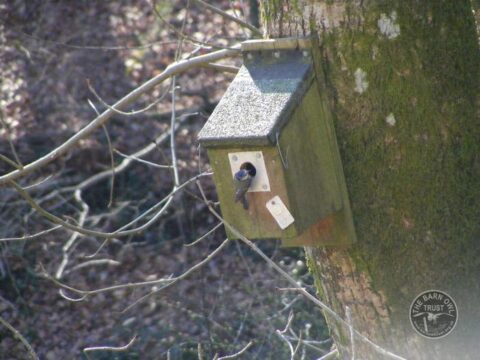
[{"left": 261, "top": 1, "right": 480, "bottom": 359}]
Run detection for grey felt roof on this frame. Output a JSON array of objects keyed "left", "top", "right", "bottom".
[{"left": 198, "top": 50, "right": 313, "bottom": 147}]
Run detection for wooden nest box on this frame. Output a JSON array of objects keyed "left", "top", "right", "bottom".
[{"left": 198, "top": 38, "right": 356, "bottom": 247}]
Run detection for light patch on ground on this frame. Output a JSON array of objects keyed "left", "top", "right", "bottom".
[
  {"left": 378, "top": 11, "right": 400, "bottom": 39},
  {"left": 386, "top": 113, "right": 396, "bottom": 126},
  {"left": 354, "top": 68, "right": 368, "bottom": 94}
]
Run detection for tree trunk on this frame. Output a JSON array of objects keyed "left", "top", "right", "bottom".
[{"left": 261, "top": 1, "right": 480, "bottom": 359}]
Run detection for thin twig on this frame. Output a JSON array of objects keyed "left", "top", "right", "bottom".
[
  {"left": 0, "top": 225, "right": 62, "bottom": 242},
  {"left": 197, "top": 343, "right": 205, "bottom": 360},
  {"left": 292, "top": 330, "right": 303, "bottom": 359},
  {"left": 317, "top": 349, "right": 339, "bottom": 360},
  {"left": 229, "top": 0, "right": 249, "bottom": 38},
  {"left": 86, "top": 99, "right": 115, "bottom": 207},
  {"left": 174, "top": 0, "right": 189, "bottom": 61},
  {"left": 55, "top": 188, "right": 89, "bottom": 279},
  {"left": 87, "top": 79, "right": 171, "bottom": 116},
  {"left": 170, "top": 78, "right": 180, "bottom": 187},
  {"left": 217, "top": 341, "right": 254, "bottom": 360},
  {"left": 113, "top": 149, "right": 172, "bottom": 169},
  {"left": 83, "top": 335, "right": 137, "bottom": 359},
  {"left": 0, "top": 154, "right": 21, "bottom": 169},
  {"left": 22, "top": 175, "right": 53, "bottom": 190},
  {"left": 151, "top": 0, "right": 236, "bottom": 51},
  {"left": 102, "top": 125, "right": 115, "bottom": 207},
  {"left": 63, "top": 259, "right": 120, "bottom": 275},
  {"left": 72, "top": 114, "right": 188, "bottom": 192},
  {"left": 284, "top": 334, "right": 329, "bottom": 354},
  {"left": 185, "top": 222, "right": 223, "bottom": 247},
  {"left": 190, "top": 0, "right": 262, "bottom": 36},
  {"left": 0, "top": 316, "right": 39, "bottom": 360},
  {"left": 346, "top": 306, "right": 355, "bottom": 360},
  {"left": 276, "top": 311, "right": 296, "bottom": 359}
]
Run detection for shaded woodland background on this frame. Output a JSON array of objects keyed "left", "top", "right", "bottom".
[{"left": 0, "top": 1, "right": 330, "bottom": 359}]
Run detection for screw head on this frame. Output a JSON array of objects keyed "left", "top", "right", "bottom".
[
  {"left": 274, "top": 51, "right": 280, "bottom": 58},
  {"left": 232, "top": 155, "right": 238, "bottom": 161},
  {"left": 262, "top": 184, "right": 268, "bottom": 190},
  {"left": 256, "top": 153, "right": 262, "bottom": 159}
]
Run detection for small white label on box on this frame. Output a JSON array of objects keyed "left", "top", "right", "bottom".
[{"left": 266, "top": 196, "right": 295, "bottom": 230}]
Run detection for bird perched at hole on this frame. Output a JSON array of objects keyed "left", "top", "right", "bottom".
[{"left": 233, "top": 163, "right": 255, "bottom": 210}]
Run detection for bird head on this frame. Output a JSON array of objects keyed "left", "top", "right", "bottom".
[{"left": 240, "top": 162, "right": 256, "bottom": 177}]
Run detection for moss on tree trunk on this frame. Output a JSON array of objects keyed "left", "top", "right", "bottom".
[{"left": 262, "top": 1, "right": 480, "bottom": 359}]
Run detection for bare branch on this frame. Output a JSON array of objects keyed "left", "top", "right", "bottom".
[
  {"left": 87, "top": 99, "right": 116, "bottom": 208},
  {"left": 0, "top": 225, "right": 62, "bottom": 242},
  {"left": 151, "top": 0, "right": 237, "bottom": 51},
  {"left": 42, "top": 237, "right": 230, "bottom": 302},
  {"left": 292, "top": 330, "right": 303, "bottom": 359},
  {"left": 317, "top": 349, "right": 339, "bottom": 360},
  {"left": 113, "top": 149, "right": 173, "bottom": 169},
  {"left": 55, "top": 189, "right": 89, "bottom": 279},
  {"left": 346, "top": 306, "right": 355, "bottom": 360},
  {"left": 9, "top": 172, "right": 212, "bottom": 240},
  {"left": 73, "top": 115, "right": 187, "bottom": 192},
  {"left": 22, "top": 175, "right": 53, "bottom": 190},
  {"left": 101, "top": 125, "right": 115, "bottom": 207},
  {"left": 184, "top": 222, "right": 223, "bottom": 247},
  {"left": 170, "top": 78, "right": 180, "bottom": 187},
  {"left": 197, "top": 343, "right": 205, "bottom": 360},
  {"left": 0, "top": 154, "right": 22, "bottom": 170},
  {"left": 0, "top": 45, "right": 240, "bottom": 185},
  {"left": 283, "top": 334, "right": 329, "bottom": 355},
  {"left": 217, "top": 341, "right": 253, "bottom": 360},
  {"left": 0, "top": 316, "right": 39, "bottom": 360},
  {"left": 63, "top": 259, "right": 120, "bottom": 276},
  {"left": 83, "top": 335, "right": 137, "bottom": 359},
  {"left": 276, "top": 311, "right": 295, "bottom": 359},
  {"left": 87, "top": 79, "right": 171, "bottom": 116}
]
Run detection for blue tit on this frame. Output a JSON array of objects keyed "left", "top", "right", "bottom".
[{"left": 233, "top": 163, "right": 256, "bottom": 210}]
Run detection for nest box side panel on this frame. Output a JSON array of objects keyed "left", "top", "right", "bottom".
[
  {"left": 279, "top": 83, "right": 343, "bottom": 234},
  {"left": 281, "top": 83, "right": 357, "bottom": 247},
  {"left": 207, "top": 147, "right": 298, "bottom": 240}
]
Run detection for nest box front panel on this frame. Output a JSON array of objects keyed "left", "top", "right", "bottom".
[{"left": 207, "top": 146, "right": 298, "bottom": 240}]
